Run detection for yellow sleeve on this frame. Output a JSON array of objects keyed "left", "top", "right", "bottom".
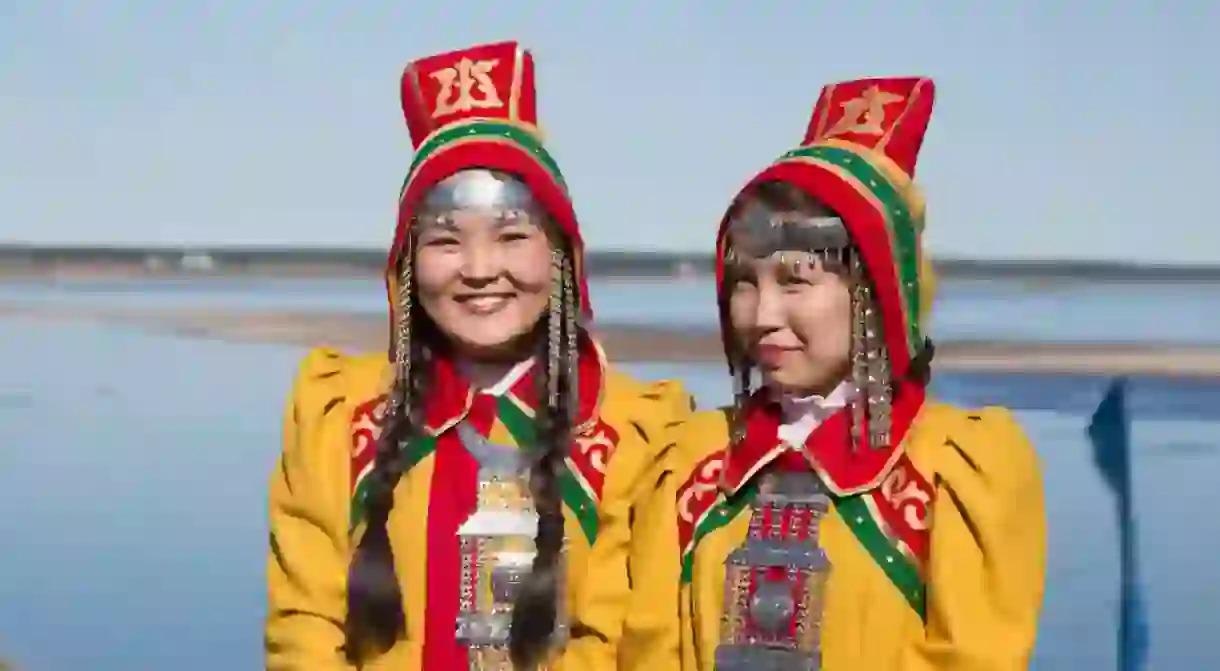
[
  {"left": 563, "top": 378, "right": 693, "bottom": 671},
  {"left": 618, "top": 459, "right": 683, "bottom": 671},
  {"left": 265, "top": 349, "right": 356, "bottom": 670},
  {"left": 907, "top": 406, "right": 1048, "bottom": 671},
  {"left": 619, "top": 407, "right": 720, "bottom": 671}
]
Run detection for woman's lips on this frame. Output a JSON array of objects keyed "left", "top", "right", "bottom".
[
  {"left": 457, "top": 293, "right": 514, "bottom": 315},
  {"left": 754, "top": 344, "right": 797, "bottom": 367}
]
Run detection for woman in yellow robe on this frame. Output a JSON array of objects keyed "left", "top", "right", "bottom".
[
  {"left": 632, "top": 77, "right": 1047, "bottom": 670},
  {"left": 264, "top": 41, "right": 691, "bottom": 671}
]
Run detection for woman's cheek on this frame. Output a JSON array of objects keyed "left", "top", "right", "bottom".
[{"left": 502, "top": 240, "right": 554, "bottom": 287}]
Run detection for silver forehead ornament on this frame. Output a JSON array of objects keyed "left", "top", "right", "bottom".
[
  {"left": 728, "top": 200, "right": 850, "bottom": 273},
  {"left": 420, "top": 169, "right": 538, "bottom": 220}
]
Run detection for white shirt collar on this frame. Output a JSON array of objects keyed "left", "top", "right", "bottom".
[
  {"left": 775, "top": 381, "right": 856, "bottom": 447},
  {"left": 458, "top": 357, "right": 534, "bottom": 396},
  {"left": 777, "top": 381, "right": 855, "bottom": 423}
]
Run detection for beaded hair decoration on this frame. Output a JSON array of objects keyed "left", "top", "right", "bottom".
[{"left": 724, "top": 182, "right": 892, "bottom": 450}]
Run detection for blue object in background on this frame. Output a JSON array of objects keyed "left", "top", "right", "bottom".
[{"left": 1088, "top": 378, "right": 1150, "bottom": 671}]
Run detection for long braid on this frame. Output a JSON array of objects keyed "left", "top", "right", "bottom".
[
  {"left": 509, "top": 247, "right": 575, "bottom": 669},
  {"left": 345, "top": 258, "right": 429, "bottom": 660}
]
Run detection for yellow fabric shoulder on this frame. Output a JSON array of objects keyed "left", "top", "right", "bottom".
[
  {"left": 620, "top": 408, "right": 729, "bottom": 671},
  {"left": 599, "top": 370, "right": 696, "bottom": 500},
  {"left": 903, "top": 402, "right": 1047, "bottom": 670},
  {"left": 265, "top": 347, "right": 389, "bottom": 671},
  {"left": 559, "top": 370, "right": 695, "bottom": 671},
  {"left": 665, "top": 408, "right": 733, "bottom": 481}
]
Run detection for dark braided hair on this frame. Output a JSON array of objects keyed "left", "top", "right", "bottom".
[
  {"left": 344, "top": 284, "right": 432, "bottom": 661},
  {"left": 509, "top": 251, "right": 578, "bottom": 669}
]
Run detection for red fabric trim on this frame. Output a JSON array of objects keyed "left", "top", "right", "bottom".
[
  {"left": 350, "top": 396, "right": 388, "bottom": 493},
  {"left": 568, "top": 419, "right": 618, "bottom": 499},
  {"left": 411, "top": 314, "right": 605, "bottom": 436},
  {"left": 503, "top": 333, "right": 611, "bottom": 499},
  {"left": 721, "top": 381, "right": 927, "bottom": 495},
  {"left": 717, "top": 404, "right": 780, "bottom": 492},
  {"left": 504, "top": 332, "right": 603, "bottom": 425},
  {"left": 423, "top": 355, "right": 474, "bottom": 433},
  {"left": 865, "top": 453, "right": 932, "bottom": 562},
  {"left": 420, "top": 392, "right": 495, "bottom": 669},
  {"left": 421, "top": 428, "right": 477, "bottom": 669},
  {"left": 676, "top": 450, "right": 730, "bottom": 551}
]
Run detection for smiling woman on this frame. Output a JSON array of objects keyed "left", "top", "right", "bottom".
[
  {"left": 635, "top": 76, "right": 1048, "bottom": 671},
  {"left": 262, "top": 41, "right": 693, "bottom": 671}
]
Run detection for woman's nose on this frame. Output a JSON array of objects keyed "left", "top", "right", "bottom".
[{"left": 459, "top": 245, "right": 501, "bottom": 284}]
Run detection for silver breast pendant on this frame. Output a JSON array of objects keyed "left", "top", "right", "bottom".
[
  {"left": 715, "top": 469, "right": 832, "bottom": 671},
  {"left": 453, "top": 421, "right": 566, "bottom": 670}
]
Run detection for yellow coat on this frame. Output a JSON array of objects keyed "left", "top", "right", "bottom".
[
  {"left": 265, "top": 345, "right": 692, "bottom": 670},
  {"left": 632, "top": 400, "right": 1047, "bottom": 670}
]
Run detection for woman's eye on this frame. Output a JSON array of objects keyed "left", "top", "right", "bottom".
[
  {"left": 424, "top": 236, "right": 459, "bottom": 247},
  {"left": 499, "top": 231, "right": 531, "bottom": 243}
]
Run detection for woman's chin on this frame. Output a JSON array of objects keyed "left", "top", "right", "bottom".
[
  {"left": 449, "top": 329, "right": 536, "bottom": 362},
  {"left": 761, "top": 368, "right": 845, "bottom": 397},
  {"left": 760, "top": 367, "right": 801, "bottom": 389}
]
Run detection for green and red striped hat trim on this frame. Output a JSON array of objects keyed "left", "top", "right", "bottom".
[{"left": 402, "top": 120, "right": 569, "bottom": 197}]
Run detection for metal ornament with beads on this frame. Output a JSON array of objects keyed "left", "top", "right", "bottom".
[{"left": 716, "top": 471, "right": 833, "bottom": 671}]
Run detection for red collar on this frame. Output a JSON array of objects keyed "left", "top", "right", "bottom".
[
  {"left": 719, "top": 380, "right": 927, "bottom": 496},
  {"left": 421, "top": 334, "right": 607, "bottom": 435}
]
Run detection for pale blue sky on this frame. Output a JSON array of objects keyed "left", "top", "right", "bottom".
[{"left": 2, "top": 2, "right": 1217, "bottom": 262}]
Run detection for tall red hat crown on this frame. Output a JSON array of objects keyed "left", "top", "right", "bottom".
[
  {"left": 802, "top": 77, "right": 935, "bottom": 178},
  {"left": 399, "top": 41, "right": 539, "bottom": 147}
]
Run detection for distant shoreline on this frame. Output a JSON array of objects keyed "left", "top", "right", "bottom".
[
  {"left": 5, "top": 304, "right": 1220, "bottom": 378},
  {"left": 3, "top": 245, "right": 1220, "bottom": 282}
]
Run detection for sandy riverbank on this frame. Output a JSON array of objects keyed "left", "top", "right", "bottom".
[{"left": 5, "top": 304, "right": 1220, "bottom": 378}]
